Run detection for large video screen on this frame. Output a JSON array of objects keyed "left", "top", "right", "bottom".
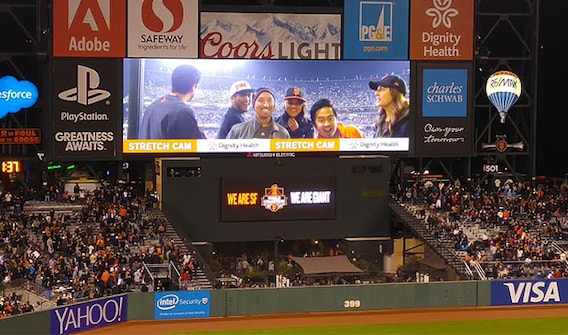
[{"left": 123, "top": 58, "right": 410, "bottom": 154}]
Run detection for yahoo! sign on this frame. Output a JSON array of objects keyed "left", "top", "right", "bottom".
[
  {"left": 0, "top": 75, "right": 39, "bottom": 118},
  {"left": 50, "top": 295, "right": 127, "bottom": 335}
]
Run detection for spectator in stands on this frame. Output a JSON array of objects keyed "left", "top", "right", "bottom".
[
  {"left": 310, "top": 98, "right": 363, "bottom": 138},
  {"left": 227, "top": 87, "right": 290, "bottom": 139},
  {"left": 368, "top": 74, "right": 410, "bottom": 138},
  {"left": 275, "top": 87, "right": 314, "bottom": 138},
  {"left": 139, "top": 64, "right": 206, "bottom": 140},
  {"left": 217, "top": 80, "right": 255, "bottom": 139}
]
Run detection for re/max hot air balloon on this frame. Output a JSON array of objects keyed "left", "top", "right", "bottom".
[{"left": 485, "top": 71, "right": 522, "bottom": 123}]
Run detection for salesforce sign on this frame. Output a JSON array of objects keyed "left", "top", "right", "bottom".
[{"left": 0, "top": 75, "right": 39, "bottom": 118}]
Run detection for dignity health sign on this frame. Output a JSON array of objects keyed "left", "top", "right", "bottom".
[
  {"left": 0, "top": 75, "right": 39, "bottom": 118},
  {"left": 155, "top": 291, "right": 211, "bottom": 320}
]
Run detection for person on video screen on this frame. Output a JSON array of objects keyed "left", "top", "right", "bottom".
[
  {"left": 275, "top": 87, "right": 314, "bottom": 139},
  {"left": 226, "top": 87, "right": 290, "bottom": 139},
  {"left": 310, "top": 98, "right": 363, "bottom": 139},
  {"left": 368, "top": 74, "right": 410, "bottom": 138},
  {"left": 139, "top": 64, "right": 205, "bottom": 140},
  {"left": 217, "top": 80, "right": 254, "bottom": 139}
]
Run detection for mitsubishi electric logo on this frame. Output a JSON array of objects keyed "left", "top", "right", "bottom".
[
  {"left": 425, "top": 0, "right": 458, "bottom": 29},
  {"left": 58, "top": 65, "right": 111, "bottom": 106}
]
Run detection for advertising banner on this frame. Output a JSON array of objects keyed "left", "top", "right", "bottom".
[
  {"left": 0, "top": 128, "right": 41, "bottom": 145},
  {"left": 52, "top": 0, "right": 127, "bottom": 57},
  {"left": 50, "top": 295, "right": 127, "bottom": 335},
  {"left": 221, "top": 177, "right": 336, "bottom": 222},
  {"left": 127, "top": 0, "right": 198, "bottom": 58},
  {"left": 491, "top": 279, "right": 568, "bottom": 306},
  {"left": 0, "top": 75, "right": 39, "bottom": 118},
  {"left": 123, "top": 58, "right": 410, "bottom": 154},
  {"left": 343, "top": 0, "right": 409, "bottom": 59},
  {"left": 200, "top": 12, "right": 341, "bottom": 59},
  {"left": 414, "top": 63, "right": 472, "bottom": 156},
  {"left": 409, "top": 0, "right": 474, "bottom": 60},
  {"left": 52, "top": 58, "right": 122, "bottom": 160},
  {"left": 155, "top": 291, "right": 211, "bottom": 320}
]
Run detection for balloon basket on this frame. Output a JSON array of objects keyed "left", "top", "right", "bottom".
[{"left": 499, "top": 112, "right": 507, "bottom": 123}]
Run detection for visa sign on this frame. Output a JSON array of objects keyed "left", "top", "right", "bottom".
[
  {"left": 0, "top": 75, "right": 39, "bottom": 119},
  {"left": 491, "top": 280, "right": 564, "bottom": 306}
]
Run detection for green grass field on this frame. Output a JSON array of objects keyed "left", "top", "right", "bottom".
[{"left": 170, "top": 317, "right": 568, "bottom": 335}]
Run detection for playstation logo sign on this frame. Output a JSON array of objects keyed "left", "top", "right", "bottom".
[{"left": 58, "top": 65, "right": 111, "bottom": 106}]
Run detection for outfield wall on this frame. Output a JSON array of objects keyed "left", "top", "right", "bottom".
[{"left": 4, "top": 279, "right": 567, "bottom": 335}]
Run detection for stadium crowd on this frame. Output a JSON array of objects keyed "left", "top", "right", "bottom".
[
  {"left": 1, "top": 174, "right": 568, "bottom": 317},
  {"left": 0, "top": 183, "right": 196, "bottom": 317},
  {"left": 397, "top": 176, "right": 568, "bottom": 279}
]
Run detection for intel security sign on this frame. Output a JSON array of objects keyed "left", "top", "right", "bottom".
[{"left": 0, "top": 75, "right": 39, "bottom": 118}]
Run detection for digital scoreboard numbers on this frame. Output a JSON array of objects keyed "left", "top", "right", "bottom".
[
  {"left": 0, "top": 128, "right": 41, "bottom": 144},
  {"left": 221, "top": 177, "right": 336, "bottom": 222},
  {"left": 1, "top": 160, "right": 21, "bottom": 173}
]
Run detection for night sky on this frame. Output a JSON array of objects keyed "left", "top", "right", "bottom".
[{"left": 535, "top": 1, "right": 568, "bottom": 177}]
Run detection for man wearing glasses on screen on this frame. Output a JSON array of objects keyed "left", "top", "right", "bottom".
[
  {"left": 310, "top": 98, "right": 363, "bottom": 139},
  {"left": 226, "top": 87, "right": 290, "bottom": 139}
]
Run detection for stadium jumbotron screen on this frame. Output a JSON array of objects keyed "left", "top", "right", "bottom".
[{"left": 122, "top": 58, "right": 410, "bottom": 154}]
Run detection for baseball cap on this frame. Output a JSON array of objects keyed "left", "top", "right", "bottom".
[
  {"left": 253, "top": 87, "right": 275, "bottom": 104},
  {"left": 369, "top": 75, "right": 407, "bottom": 95},
  {"left": 284, "top": 87, "right": 306, "bottom": 102},
  {"left": 229, "top": 80, "right": 254, "bottom": 97}
]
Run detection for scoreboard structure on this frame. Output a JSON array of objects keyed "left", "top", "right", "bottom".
[{"left": 160, "top": 156, "right": 390, "bottom": 242}]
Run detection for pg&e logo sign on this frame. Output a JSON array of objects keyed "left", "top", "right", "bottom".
[
  {"left": 52, "top": 0, "right": 126, "bottom": 57},
  {"left": 0, "top": 76, "right": 39, "bottom": 118}
]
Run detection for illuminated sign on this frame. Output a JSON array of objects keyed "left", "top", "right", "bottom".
[
  {"left": 52, "top": 0, "right": 126, "bottom": 57},
  {"left": 221, "top": 177, "right": 335, "bottom": 222},
  {"left": 260, "top": 184, "right": 288, "bottom": 212},
  {"left": 2, "top": 160, "right": 21, "bottom": 173},
  {"left": 52, "top": 58, "right": 121, "bottom": 160},
  {"left": 200, "top": 12, "right": 341, "bottom": 60},
  {"left": 123, "top": 58, "right": 411, "bottom": 154},
  {"left": 226, "top": 192, "right": 259, "bottom": 206},
  {"left": 343, "top": 0, "right": 410, "bottom": 59},
  {"left": 0, "top": 76, "right": 39, "bottom": 118},
  {"left": 0, "top": 128, "right": 41, "bottom": 144}
]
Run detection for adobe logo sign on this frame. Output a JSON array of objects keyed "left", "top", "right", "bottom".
[
  {"left": 127, "top": 0, "right": 198, "bottom": 58},
  {"left": 53, "top": 0, "right": 126, "bottom": 57}
]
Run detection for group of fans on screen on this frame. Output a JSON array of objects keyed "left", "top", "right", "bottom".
[{"left": 138, "top": 64, "right": 410, "bottom": 140}]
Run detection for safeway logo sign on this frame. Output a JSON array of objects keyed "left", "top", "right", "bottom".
[
  {"left": 58, "top": 65, "right": 111, "bottom": 106},
  {"left": 127, "top": 0, "right": 198, "bottom": 58},
  {"left": 141, "top": 0, "right": 184, "bottom": 33},
  {"left": 53, "top": 0, "right": 126, "bottom": 57}
]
